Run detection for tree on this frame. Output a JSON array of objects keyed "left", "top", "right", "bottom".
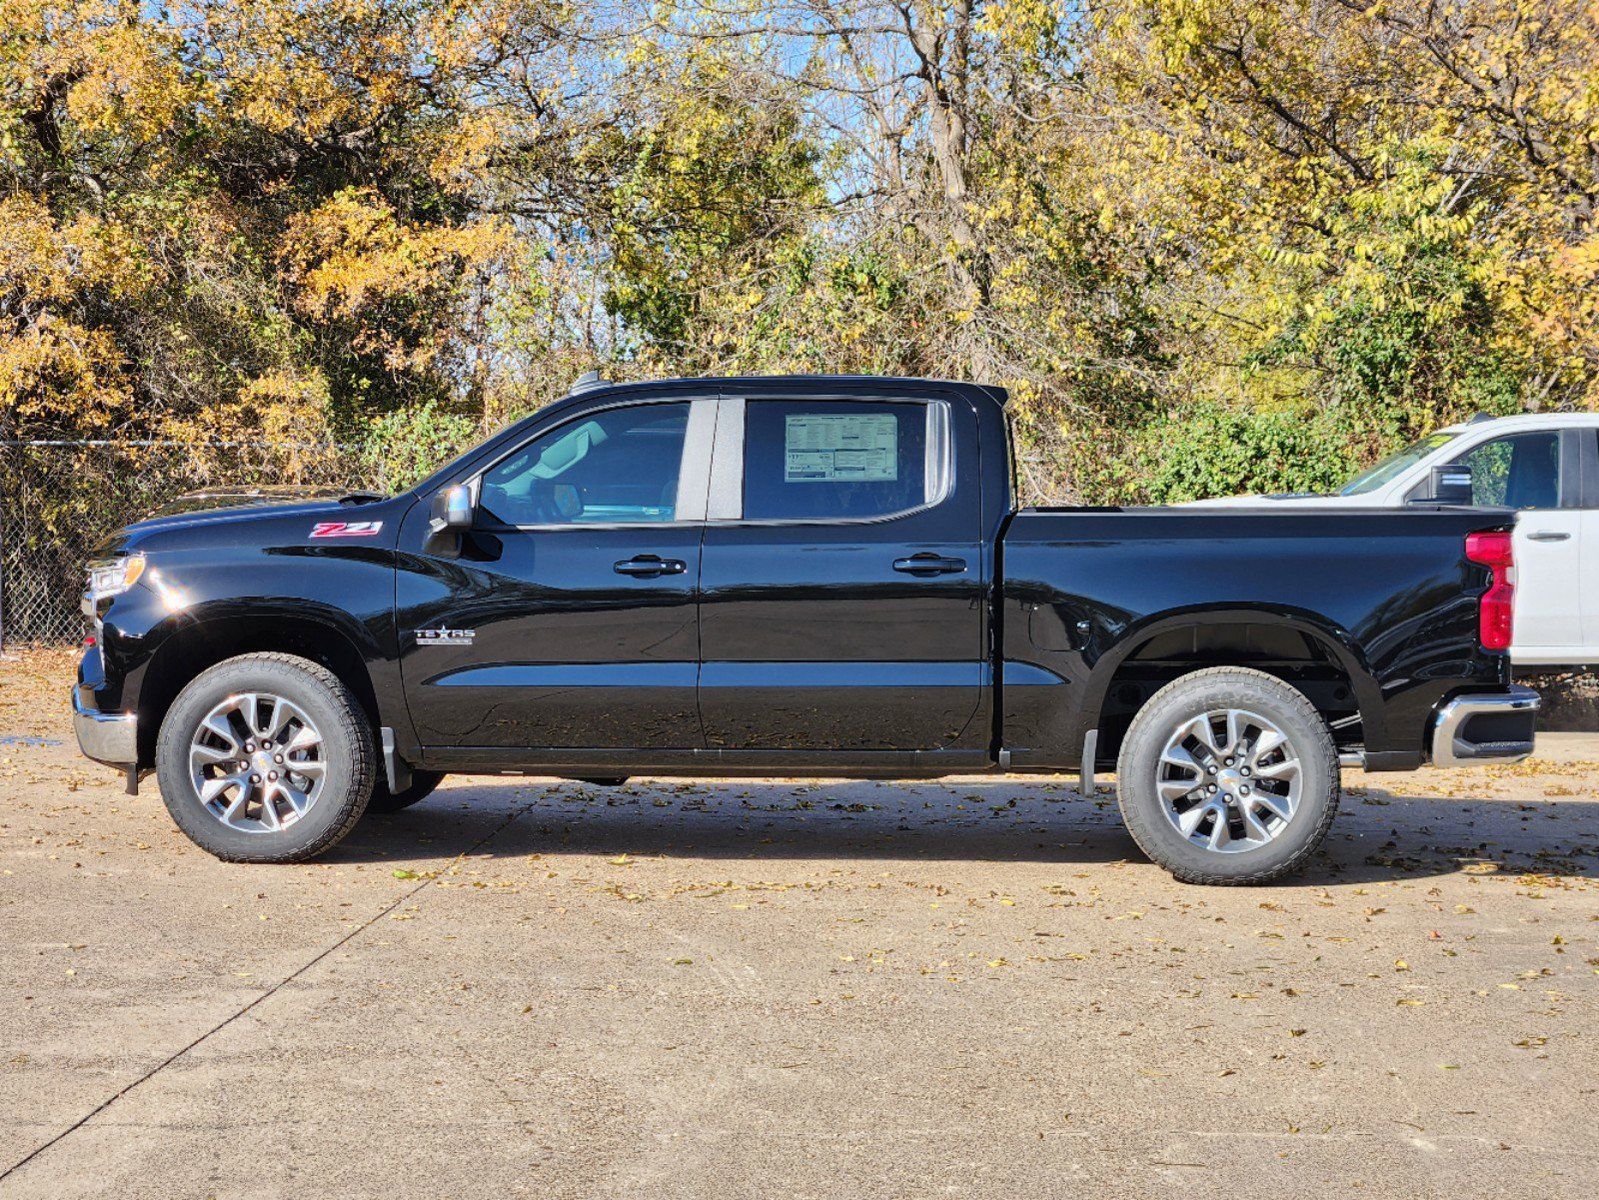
[{"left": 3, "top": 0, "right": 1594, "bottom": 506}]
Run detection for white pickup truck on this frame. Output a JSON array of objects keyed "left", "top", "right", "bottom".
[{"left": 1190, "top": 413, "right": 1599, "bottom": 667}]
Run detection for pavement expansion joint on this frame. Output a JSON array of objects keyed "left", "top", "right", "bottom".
[{"left": 0, "top": 796, "right": 542, "bottom": 1185}]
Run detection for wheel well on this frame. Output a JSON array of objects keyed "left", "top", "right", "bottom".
[
  {"left": 136, "top": 616, "right": 381, "bottom": 767},
  {"left": 1095, "top": 623, "right": 1359, "bottom": 762}
]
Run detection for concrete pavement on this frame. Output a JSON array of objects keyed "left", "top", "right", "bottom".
[{"left": 3, "top": 652, "right": 1597, "bottom": 1198}]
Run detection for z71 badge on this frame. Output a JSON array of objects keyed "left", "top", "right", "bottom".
[
  {"left": 415, "top": 628, "right": 474, "bottom": 647},
  {"left": 309, "top": 520, "right": 384, "bottom": 539}
]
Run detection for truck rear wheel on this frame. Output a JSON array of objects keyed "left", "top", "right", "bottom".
[
  {"left": 1114, "top": 667, "right": 1339, "bottom": 885},
  {"left": 154, "top": 653, "right": 375, "bottom": 863}
]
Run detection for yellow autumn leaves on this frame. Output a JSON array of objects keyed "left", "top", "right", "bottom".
[{"left": 2, "top": 0, "right": 1595, "bottom": 505}]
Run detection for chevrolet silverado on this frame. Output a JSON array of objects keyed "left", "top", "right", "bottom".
[{"left": 72, "top": 375, "right": 1538, "bottom": 883}]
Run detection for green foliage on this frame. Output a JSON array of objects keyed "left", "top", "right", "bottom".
[
  {"left": 4, "top": 0, "right": 1595, "bottom": 509},
  {"left": 1242, "top": 146, "right": 1534, "bottom": 467},
  {"left": 596, "top": 46, "right": 823, "bottom": 355},
  {"left": 1085, "top": 403, "right": 1363, "bottom": 504},
  {"left": 360, "top": 402, "right": 478, "bottom": 492}
]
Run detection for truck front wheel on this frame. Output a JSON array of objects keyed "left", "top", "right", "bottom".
[
  {"left": 154, "top": 653, "right": 375, "bottom": 863},
  {"left": 1114, "top": 667, "right": 1340, "bottom": 885}
]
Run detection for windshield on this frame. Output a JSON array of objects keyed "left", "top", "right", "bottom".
[{"left": 1338, "top": 431, "right": 1458, "bottom": 496}]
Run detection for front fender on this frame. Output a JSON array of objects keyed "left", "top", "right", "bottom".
[{"left": 86, "top": 536, "right": 409, "bottom": 766}]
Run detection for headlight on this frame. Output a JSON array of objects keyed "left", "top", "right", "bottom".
[{"left": 86, "top": 555, "right": 147, "bottom": 603}]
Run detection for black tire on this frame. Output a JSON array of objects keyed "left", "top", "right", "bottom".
[
  {"left": 1114, "top": 667, "right": 1339, "bottom": 885},
  {"left": 367, "top": 769, "right": 446, "bottom": 814},
  {"left": 154, "top": 652, "right": 375, "bottom": 863}
]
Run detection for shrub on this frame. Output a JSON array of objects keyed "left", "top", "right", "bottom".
[{"left": 361, "top": 403, "right": 478, "bottom": 492}]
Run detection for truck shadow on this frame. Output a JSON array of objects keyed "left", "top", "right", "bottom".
[{"left": 329, "top": 777, "right": 1599, "bottom": 886}]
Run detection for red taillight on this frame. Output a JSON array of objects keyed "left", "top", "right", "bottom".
[{"left": 1466, "top": 530, "right": 1515, "bottom": 651}]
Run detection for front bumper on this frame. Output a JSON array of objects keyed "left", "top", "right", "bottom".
[
  {"left": 1430, "top": 685, "right": 1539, "bottom": 767},
  {"left": 71, "top": 687, "right": 137, "bottom": 768}
]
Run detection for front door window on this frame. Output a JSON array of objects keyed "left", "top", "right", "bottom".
[
  {"left": 397, "top": 399, "right": 704, "bottom": 750},
  {"left": 479, "top": 403, "right": 690, "bottom": 527},
  {"left": 1450, "top": 432, "right": 1561, "bottom": 509}
]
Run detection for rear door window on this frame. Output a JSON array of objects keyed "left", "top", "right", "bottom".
[{"left": 742, "top": 399, "right": 949, "bottom": 521}]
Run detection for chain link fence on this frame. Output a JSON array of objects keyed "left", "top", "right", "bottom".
[{"left": 1, "top": 440, "right": 373, "bottom": 647}]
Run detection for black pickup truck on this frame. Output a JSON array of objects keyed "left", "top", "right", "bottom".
[{"left": 73, "top": 375, "right": 1538, "bottom": 883}]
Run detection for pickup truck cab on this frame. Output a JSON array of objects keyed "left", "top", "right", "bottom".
[
  {"left": 73, "top": 375, "right": 1538, "bottom": 884},
  {"left": 1189, "top": 413, "right": 1599, "bottom": 666}
]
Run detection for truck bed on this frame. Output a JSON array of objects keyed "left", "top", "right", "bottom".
[{"left": 998, "top": 504, "right": 1513, "bottom": 772}]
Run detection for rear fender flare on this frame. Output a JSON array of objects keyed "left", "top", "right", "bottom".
[{"left": 1077, "top": 604, "right": 1384, "bottom": 751}]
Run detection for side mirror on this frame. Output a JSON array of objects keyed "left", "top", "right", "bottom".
[
  {"left": 1420, "top": 464, "right": 1475, "bottom": 506},
  {"left": 432, "top": 484, "right": 474, "bottom": 530},
  {"left": 426, "top": 483, "right": 474, "bottom": 555}
]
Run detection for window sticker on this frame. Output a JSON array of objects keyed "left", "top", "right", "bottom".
[{"left": 784, "top": 413, "right": 898, "bottom": 482}]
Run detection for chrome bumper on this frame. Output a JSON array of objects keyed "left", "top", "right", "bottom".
[
  {"left": 1430, "top": 686, "right": 1539, "bottom": 767},
  {"left": 71, "top": 688, "right": 137, "bottom": 768}
]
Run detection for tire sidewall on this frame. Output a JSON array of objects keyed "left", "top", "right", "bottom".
[
  {"left": 1117, "top": 672, "right": 1339, "bottom": 883},
  {"left": 156, "top": 657, "right": 368, "bottom": 861}
]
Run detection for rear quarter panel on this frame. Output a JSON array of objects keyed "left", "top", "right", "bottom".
[{"left": 1001, "top": 507, "right": 1512, "bottom": 768}]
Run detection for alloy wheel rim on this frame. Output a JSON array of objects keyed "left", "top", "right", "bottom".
[
  {"left": 1156, "top": 707, "right": 1302, "bottom": 853},
  {"left": 187, "top": 692, "right": 327, "bottom": 833}
]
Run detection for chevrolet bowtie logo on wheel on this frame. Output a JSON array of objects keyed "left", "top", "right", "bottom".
[{"left": 415, "top": 628, "right": 474, "bottom": 646}]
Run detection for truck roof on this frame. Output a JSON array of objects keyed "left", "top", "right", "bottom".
[
  {"left": 1435, "top": 412, "right": 1599, "bottom": 434},
  {"left": 566, "top": 373, "right": 1011, "bottom": 406}
]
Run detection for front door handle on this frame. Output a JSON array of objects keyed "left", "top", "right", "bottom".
[
  {"left": 893, "top": 553, "right": 967, "bottom": 577},
  {"left": 614, "top": 555, "right": 687, "bottom": 577},
  {"left": 1527, "top": 530, "right": 1571, "bottom": 542}
]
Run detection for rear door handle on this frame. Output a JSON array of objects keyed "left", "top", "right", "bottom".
[
  {"left": 614, "top": 555, "right": 686, "bottom": 577},
  {"left": 893, "top": 553, "right": 967, "bottom": 577},
  {"left": 1528, "top": 530, "right": 1571, "bottom": 542}
]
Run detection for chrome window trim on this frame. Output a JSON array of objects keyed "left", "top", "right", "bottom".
[
  {"left": 466, "top": 396, "right": 715, "bottom": 533},
  {"left": 708, "top": 394, "right": 954, "bottom": 527}
]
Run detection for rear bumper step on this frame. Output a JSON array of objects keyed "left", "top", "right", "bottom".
[{"left": 1430, "top": 685, "right": 1539, "bottom": 767}]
